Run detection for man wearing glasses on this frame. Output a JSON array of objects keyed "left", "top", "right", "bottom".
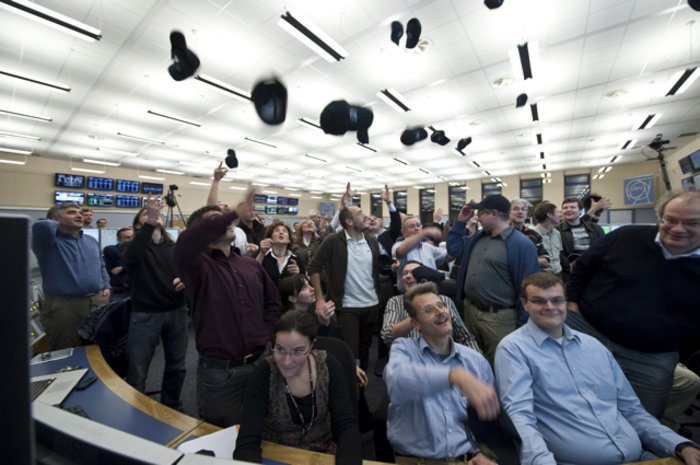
[
  {"left": 447, "top": 194, "right": 539, "bottom": 364},
  {"left": 495, "top": 272, "right": 700, "bottom": 465},
  {"left": 385, "top": 282, "right": 500, "bottom": 465},
  {"left": 565, "top": 191, "right": 700, "bottom": 420}
]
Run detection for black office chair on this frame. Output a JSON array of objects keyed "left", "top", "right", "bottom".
[
  {"left": 467, "top": 408, "right": 522, "bottom": 465},
  {"left": 313, "top": 336, "right": 358, "bottom": 414},
  {"left": 77, "top": 298, "right": 132, "bottom": 377}
]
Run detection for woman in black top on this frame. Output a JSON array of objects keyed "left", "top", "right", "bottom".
[
  {"left": 257, "top": 221, "right": 304, "bottom": 284},
  {"left": 233, "top": 310, "right": 361, "bottom": 465}
]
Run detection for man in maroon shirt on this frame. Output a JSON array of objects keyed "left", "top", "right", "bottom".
[{"left": 174, "top": 199, "right": 281, "bottom": 427}]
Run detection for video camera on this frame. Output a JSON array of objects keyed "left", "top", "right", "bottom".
[
  {"left": 648, "top": 134, "right": 670, "bottom": 151},
  {"left": 165, "top": 184, "right": 179, "bottom": 208}
]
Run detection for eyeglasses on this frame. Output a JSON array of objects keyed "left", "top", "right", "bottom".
[
  {"left": 660, "top": 216, "right": 700, "bottom": 230},
  {"left": 272, "top": 346, "right": 310, "bottom": 359},
  {"left": 525, "top": 296, "right": 566, "bottom": 306},
  {"left": 418, "top": 300, "right": 447, "bottom": 314}
]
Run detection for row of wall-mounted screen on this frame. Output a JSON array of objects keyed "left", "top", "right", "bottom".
[
  {"left": 253, "top": 193, "right": 300, "bottom": 206},
  {"left": 54, "top": 173, "right": 164, "bottom": 194},
  {"left": 679, "top": 150, "right": 700, "bottom": 174}
]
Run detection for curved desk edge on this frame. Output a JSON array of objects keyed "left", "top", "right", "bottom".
[{"left": 85, "top": 345, "right": 201, "bottom": 446}]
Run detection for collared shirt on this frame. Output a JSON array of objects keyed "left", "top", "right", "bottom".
[
  {"left": 463, "top": 226, "right": 516, "bottom": 308},
  {"left": 533, "top": 225, "right": 563, "bottom": 274},
  {"left": 174, "top": 211, "right": 281, "bottom": 360},
  {"left": 392, "top": 239, "right": 447, "bottom": 292},
  {"left": 496, "top": 320, "right": 686, "bottom": 465},
  {"left": 32, "top": 220, "right": 110, "bottom": 296},
  {"left": 343, "top": 230, "right": 378, "bottom": 308},
  {"left": 654, "top": 232, "right": 700, "bottom": 259},
  {"left": 381, "top": 294, "right": 481, "bottom": 351},
  {"left": 385, "top": 336, "right": 493, "bottom": 459}
]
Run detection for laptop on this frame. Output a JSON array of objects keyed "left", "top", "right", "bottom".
[{"left": 31, "top": 368, "right": 88, "bottom": 406}]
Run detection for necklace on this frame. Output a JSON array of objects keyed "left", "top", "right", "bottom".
[{"left": 283, "top": 355, "right": 315, "bottom": 443}]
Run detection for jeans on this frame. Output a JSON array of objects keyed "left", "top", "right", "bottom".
[
  {"left": 566, "top": 310, "right": 678, "bottom": 418},
  {"left": 126, "top": 307, "right": 188, "bottom": 409},
  {"left": 196, "top": 351, "right": 267, "bottom": 427}
]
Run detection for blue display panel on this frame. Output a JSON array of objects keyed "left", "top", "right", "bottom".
[
  {"left": 115, "top": 195, "right": 140, "bottom": 208},
  {"left": 141, "top": 182, "right": 163, "bottom": 194},
  {"left": 116, "top": 179, "right": 140, "bottom": 193},
  {"left": 277, "top": 196, "right": 289, "bottom": 205},
  {"left": 288, "top": 197, "right": 299, "bottom": 206},
  {"left": 87, "top": 176, "right": 115, "bottom": 191},
  {"left": 254, "top": 194, "right": 268, "bottom": 203},
  {"left": 87, "top": 193, "right": 114, "bottom": 207}
]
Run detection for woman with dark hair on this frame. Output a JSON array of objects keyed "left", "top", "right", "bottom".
[
  {"left": 121, "top": 198, "right": 188, "bottom": 409},
  {"left": 258, "top": 221, "right": 304, "bottom": 284},
  {"left": 234, "top": 310, "right": 362, "bottom": 465}
]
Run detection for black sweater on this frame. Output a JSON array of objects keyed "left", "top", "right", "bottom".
[
  {"left": 234, "top": 354, "right": 361, "bottom": 465},
  {"left": 122, "top": 222, "right": 185, "bottom": 312},
  {"left": 566, "top": 225, "right": 700, "bottom": 353}
]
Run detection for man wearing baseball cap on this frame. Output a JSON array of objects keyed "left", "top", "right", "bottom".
[{"left": 447, "top": 194, "right": 539, "bottom": 364}]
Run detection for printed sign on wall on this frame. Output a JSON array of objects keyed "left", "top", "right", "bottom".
[{"left": 623, "top": 175, "right": 654, "bottom": 205}]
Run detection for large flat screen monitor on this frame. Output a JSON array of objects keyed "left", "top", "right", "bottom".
[
  {"left": 116, "top": 179, "right": 140, "bottom": 193},
  {"left": 116, "top": 195, "right": 140, "bottom": 208},
  {"left": 55, "top": 191, "right": 85, "bottom": 205},
  {"left": 141, "top": 182, "right": 164, "bottom": 195},
  {"left": 87, "top": 176, "right": 114, "bottom": 191},
  {"left": 87, "top": 193, "right": 114, "bottom": 207},
  {"left": 55, "top": 173, "right": 85, "bottom": 189},
  {"left": 690, "top": 150, "right": 700, "bottom": 171}
]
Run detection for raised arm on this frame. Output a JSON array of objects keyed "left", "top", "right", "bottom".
[
  {"left": 173, "top": 210, "right": 239, "bottom": 270},
  {"left": 31, "top": 219, "right": 58, "bottom": 258},
  {"left": 446, "top": 202, "right": 475, "bottom": 258},
  {"left": 206, "top": 162, "right": 227, "bottom": 206}
]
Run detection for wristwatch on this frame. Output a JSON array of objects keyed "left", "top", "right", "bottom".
[{"left": 676, "top": 441, "right": 700, "bottom": 457}]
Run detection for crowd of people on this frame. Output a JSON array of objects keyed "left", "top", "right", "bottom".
[{"left": 30, "top": 176, "right": 700, "bottom": 464}]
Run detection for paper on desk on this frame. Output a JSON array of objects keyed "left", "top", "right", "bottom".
[
  {"left": 178, "top": 426, "right": 238, "bottom": 458},
  {"left": 31, "top": 348, "right": 74, "bottom": 365}
]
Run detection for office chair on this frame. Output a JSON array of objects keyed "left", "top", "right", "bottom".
[
  {"left": 467, "top": 408, "right": 522, "bottom": 465},
  {"left": 78, "top": 298, "right": 132, "bottom": 377},
  {"left": 313, "top": 336, "right": 358, "bottom": 413}
]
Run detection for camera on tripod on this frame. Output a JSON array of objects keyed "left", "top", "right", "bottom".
[
  {"left": 648, "top": 134, "right": 670, "bottom": 151},
  {"left": 165, "top": 184, "right": 179, "bottom": 208}
]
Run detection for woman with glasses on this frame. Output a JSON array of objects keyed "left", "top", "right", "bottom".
[{"left": 234, "top": 310, "right": 362, "bottom": 465}]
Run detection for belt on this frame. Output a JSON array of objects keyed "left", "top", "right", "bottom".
[
  {"left": 471, "top": 301, "right": 509, "bottom": 313},
  {"left": 46, "top": 292, "right": 99, "bottom": 299},
  {"left": 198, "top": 348, "right": 265, "bottom": 369}
]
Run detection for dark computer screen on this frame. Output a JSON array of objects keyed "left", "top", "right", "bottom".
[
  {"left": 55, "top": 173, "right": 85, "bottom": 188},
  {"left": 288, "top": 197, "right": 299, "bottom": 206},
  {"left": 141, "top": 182, "right": 164, "bottom": 194},
  {"left": 277, "top": 196, "right": 289, "bottom": 205}
]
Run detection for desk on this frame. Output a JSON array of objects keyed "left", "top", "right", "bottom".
[{"left": 31, "top": 346, "right": 200, "bottom": 447}]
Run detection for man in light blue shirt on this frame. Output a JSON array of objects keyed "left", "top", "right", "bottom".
[
  {"left": 385, "top": 282, "right": 499, "bottom": 465},
  {"left": 32, "top": 203, "right": 111, "bottom": 350},
  {"left": 495, "top": 272, "right": 700, "bottom": 465}
]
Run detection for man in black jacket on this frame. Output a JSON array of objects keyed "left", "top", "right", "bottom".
[{"left": 122, "top": 198, "right": 188, "bottom": 409}]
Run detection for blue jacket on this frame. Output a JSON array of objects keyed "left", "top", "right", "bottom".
[{"left": 447, "top": 222, "right": 539, "bottom": 324}]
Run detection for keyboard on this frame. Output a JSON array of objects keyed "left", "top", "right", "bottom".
[{"left": 31, "top": 378, "right": 55, "bottom": 401}]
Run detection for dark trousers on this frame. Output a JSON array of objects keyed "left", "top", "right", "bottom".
[
  {"left": 337, "top": 305, "right": 379, "bottom": 370},
  {"left": 41, "top": 293, "right": 108, "bottom": 350},
  {"left": 126, "top": 307, "right": 188, "bottom": 409},
  {"left": 196, "top": 351, "right": 267, "bottom": 427}
]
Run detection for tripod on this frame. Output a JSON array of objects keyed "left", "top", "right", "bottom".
[{"left": 165, "top": 186, "right": 187, "bottom": 227}]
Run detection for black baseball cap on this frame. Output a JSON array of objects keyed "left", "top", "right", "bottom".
[{"left": 469, "top": 194, "right": 511, "bottom": 214}]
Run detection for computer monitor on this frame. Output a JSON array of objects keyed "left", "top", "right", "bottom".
[
  {"left": 99, "top": 229, "right": 119, "bottom": 248},
  {"left": 34, "top": 402, "right": 182, "bottom": 465},
  {"left": 0, "top": 215, "right": 32, "bottom": 465}
]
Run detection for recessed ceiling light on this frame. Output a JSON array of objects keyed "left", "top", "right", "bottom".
[
  {"left": 0, "top": 107, "right": 52, "bottom": 122},
  {"left": 0, "top": 147, "right": 32, "bottom": 155},
  {"left": 138, "top": 175, "right": 165, "bottom": 181},
  {"left": 71, "top": 167, "right": 105, "bottom": 174},
  {"left": 82, "top": 158, "right": 120, "bottom": 167},
  {"left": 0, "top": 158, "right": 27, "bottom": 165},
  {"left": 0, "top": 130, "right": 40, "bottom": 141},
  {"left": 156, "top": 168, "right": 185, "bottom": 175}
]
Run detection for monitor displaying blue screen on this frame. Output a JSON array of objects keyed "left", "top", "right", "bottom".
[
  {"left": 87, "top": 176, "right": 114, "bottom": 191},
  {"left": 116, "top": 179, "right": 140, "bottom": 193},
  {"left": 116, "top": 195, "right": 140, "bottom": 208},
  {"left": 54, "top": 173, "right": 85, "bottom": 188}
]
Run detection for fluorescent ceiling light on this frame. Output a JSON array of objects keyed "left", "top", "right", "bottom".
[
  {"left": 610, "top": 155, "right": 621, "bottom": 163},
  {"left": 377, "top": 88, "right": 411, "bottom": 112},
  {"left": 419, "top": 168, "right": 431, "bottom": 174},
  {"left": 304, "top": 153, "right": 327, "bottom": 163},
  {"left": 618, "top": 139, "right": 636, "bottom": 150},
  {"left": 97, "top": 147, "right": 139, "bottom": 157},
  {"left": 229, "top": 186, "right": 247, "bottom": 190},
  {"left": 346, "top": 165, "right": 362, "bottom": 173},
  {"left": 138, "top": 175, "right": 165, "bottom": 181},
  {"left": 452, "top": 148, "right": 466, "bottom": 157},
  {"left": 0, "top": 158, "right": 26, "bottom": 165},
  {"left": 278, "top": 11, "right": 348, "bottom": 62},
  {"left": 189, "top": 181, "right": 211, "bottom": 187},
  {"left": 666, "top": 67, "right": 698, "bottom": 96},
  {"left": 252, "top": 182, "right": 269, "bottom": 187},
  {"left": 393, "top": 157, "right": 409, "bottom": 165},
  {"left": 0, "top": 130, "right": 40, "bottom": 140},
  {"left": 117, "top": 132, "right": 166, "bottom": 145},
  {"left": 284, "top": 187, "right": 299, "bottom": 191},
  {"left": 71, "top": 167, "right": 104, "bottom": 174},
  {"left": 603, "top": 166, "right": 612, "bottom": 173},
  {"left": 244, "top": 137, "right": 276, "bottom": 148},
  {"left": 530, "top": 103, "right": 539, "bottom": 122},
  {"left": 593, "top": 173, "right": 604, "bottom": 180},
  {"left": 156, "top": 168, "right": 185, "bottom": 175},
  {"left": 147, "top": 110, "right": 201, "bottom": 127},
  {"left": 0, "top": 107, "right": 51, "bottom": 122},
  {"left": 508, "top": 41, "right": 539, "bottom": 80},
  {"left": 262, "top": 190, "right": 278, "bottom": 194},
  {"left": 82, "top": 158, "right": 120, "bottom": 167},
  {"left": 0, "top": 147, "right": 32, "bottom": 155},
  {"left": 0, "top": 69, "right": 70, "bottom": 92},
  {"left": 311, "top": 195, "right": 323, "bottom": 199},
  {"left": 633, "top": 114, "right": 662, "bottom": 130},
  {"left": 299, "top": 118, "right": 322, "bottom": 130},
  {"left": 471, "top": 161, "right": 481, "bottom": 168},
  {"left": 0, "top": 0, "right": 102, "bottom": 42},
  {"left": 194, "top": 74, "right": 251, "bottom": 102},
  {"left": 539, "top": 152, "right": 545, "bottom": 160},
  {"left": 287, "top": 193, "right": 302, "bottom": 197},
  {"left": 535, "top": 133, "right": 543, "bottom": 145}
]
